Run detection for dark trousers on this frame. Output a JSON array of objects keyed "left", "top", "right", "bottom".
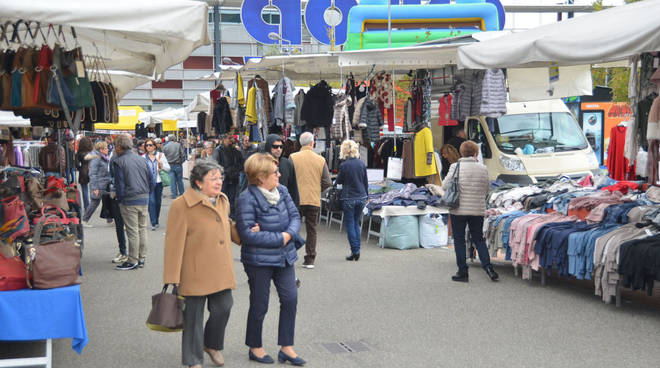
[
  {"left": 450, "top": 215, "right": 492, "bottom": 273},
  {"left": 299, "top": 205, "right": 320, "bottom": 265},
  {"left": 80, "top": 183, "right": 89, "bottom": 210},
  {"left": 182, "top": 289, "right": 233, "bottom": 366},
  {"left": 243, "top": 264, "right": 297, "bottom": 348},
  {"left": 102, "top": 195, "right": 126, "bottom": 255},
  {"left": 222, "top": 180, "right": 238, "bottom": 220},
  {"left": 148, "top": 182, "right": 163, "bottom": 226}
]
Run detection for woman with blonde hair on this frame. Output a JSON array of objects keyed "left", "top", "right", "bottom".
[
  {"left": 236, "top": 153, "right": 306, "bottom": 366},
  {"left": 335, "top": 139, "right": 368, "bottom": 261}
]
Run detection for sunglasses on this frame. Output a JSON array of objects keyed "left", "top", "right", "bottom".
[
  {"left": 272, "top": 144, "right": 283, "bottom": 149},
  {"left": 145, "top": 144, "right": 154, "bottom": 147}
]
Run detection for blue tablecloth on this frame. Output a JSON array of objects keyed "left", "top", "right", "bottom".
[{"left": 0, "top": 285, "right": 88, "bottom": 354}]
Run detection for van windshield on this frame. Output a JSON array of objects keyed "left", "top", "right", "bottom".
[{"left": 493, "top": 112, "right": 588, "bottom": 154}]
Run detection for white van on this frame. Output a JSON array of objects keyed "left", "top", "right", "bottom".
[{"left": 464, "top": 99, "right": 600, "bottom": 185}]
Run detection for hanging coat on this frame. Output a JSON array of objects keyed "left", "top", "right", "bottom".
[
  {"left": 359, "top": 96, "right": 383, "bottom": 143},
  {"left": 301, "top": 80, "right": 333, "bottom": 128},
  {"left": 331, "top": 93, "right": 351, "bottom": 140}
]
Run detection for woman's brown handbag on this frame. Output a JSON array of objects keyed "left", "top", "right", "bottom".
[
  {"left": 146, "top": 284, "right": 184, "bottom": 332},
  {"left": 26, "top": 215, "right": 81, "bottom": 289}
]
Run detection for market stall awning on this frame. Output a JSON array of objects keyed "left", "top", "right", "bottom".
[
  {"left": 185, "top": 92, "right": 210, "bottom": 115},
  {"left": 139, "top": 107, "right": 188, "bottom": 127},
  {"left": 94, "top": 106, "right": 144, "bottom": 131},
  {"left": 0, "top": 0, "right": 210, "bottom": 98},
  {"left": 338, "top": 43, "right": 467, "bottom": 71},
  {"left": 242, "top": 53, "right": 341, "bottom": 82},
  {"left": 0, "top": 111, "right": 31, "bottom": 128},
  {"left": 456, "top": 0, "right": 660, "bottom": 69}
]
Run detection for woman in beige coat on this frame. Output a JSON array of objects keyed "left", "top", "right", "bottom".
[
  {"left": 442, "top": 141, "right": 499, "bottom": 283},
  {"left": 164, "top": 159, "right": 235, "bottom": 368}
]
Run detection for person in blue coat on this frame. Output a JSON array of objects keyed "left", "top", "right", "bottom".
[
  {"left": 335, "top": 140, "right": 369, "bottom": 261},
  {"left": 236, "top": 153, "right": 307, "bottom": 366}
]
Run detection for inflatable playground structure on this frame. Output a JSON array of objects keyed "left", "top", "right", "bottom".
[{"left": 343, "top": 0, "right": 505, "bottom": 50}]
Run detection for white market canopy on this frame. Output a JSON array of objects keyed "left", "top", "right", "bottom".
[
  {"left": 457, "top": 0, "right": 660, "bottom": 69},
  {"left": 0, "top": 111, "right": 31, "bottom": 128},
  {"left": 138, "top": 108, "right": 189, "bottom": 126},
  {"left": 0, "top": 0, "right": 210, "bottom": 98}
]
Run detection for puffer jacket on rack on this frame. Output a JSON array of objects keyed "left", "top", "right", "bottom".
[
  {"left": 331, "top": 93, "right": 352, "bottom": 140},
  {"left": 301, "top": 80, "right": 333, "bottom": 128},
  {"left": 359, "top": 96, "right": 383, "bottom": 143},
  {"left": 479, "top": 68, "right": 507, "bottom": 118}
]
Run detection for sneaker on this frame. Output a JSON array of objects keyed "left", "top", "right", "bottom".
[
  {"left": 151, "top": 225, "right": 157, "bottom": 231},
  {"left": 106, "top": 218, "right": 114, "bottom": 224},
  {"left": 138, "top": 258, "right": 145, "bottom": 268},
  {"left": 112, "top": 253, "right": 127, "bottom": 264},
  {"left": 115, "top": 261, "right": 138, "bottom": 270},
  {"left": 155, "top": 224, "right": 160, "bottom": 229},
  {"left": 82, "top": 220, "right": 93, "bottom": 228},
  {"left": 301, "top": 263, "right": 315, "bottom": 269}
]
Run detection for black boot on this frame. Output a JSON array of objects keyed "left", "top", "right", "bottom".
[
  {"left": 451, "top": 271, "right": 469, "bottom": 282},
  {"left": 485, "top": 266, "right": 499, "bottom": 281},
  {"left": 346, "top": 254, "right": 356, "bottom": 261},
  {"left": 353, "top": 253, "right": 360, "bottom": 261}
]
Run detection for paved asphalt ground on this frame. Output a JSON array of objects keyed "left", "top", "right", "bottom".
[{"left": 4, "top": 184, "right": 660, "bottom": 368}]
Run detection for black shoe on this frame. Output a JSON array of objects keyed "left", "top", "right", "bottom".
[
  {"left": 138, "top": 258, "right": 145, "bottom": 268},
  {"left": 486, "top": 266, "right": 499, "bottom": 281},
  {"left": 115, "top": 261, "right": 138, "bottom": 271},
  {"left": 345, "top": 254, "right": 356, "bottom": 261},
  {"left": 451, "top": 272, "right": 469, "bottom": 282},
  {"left": 353, "top": 253, "right": 360, "bottom": 261},
  {"left": 249, "top": 350, "right": 274, "bottom": 364}
]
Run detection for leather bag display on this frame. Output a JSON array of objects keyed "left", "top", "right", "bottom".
[
  {"left": 441, "top": 162, "right": 461, "bottom": 209},
  {"left": 146, "top": 285, "right": 185, "bottom": 333},
  {"left": 326, "top": 185, "right": 343, "bottom": 213},
  {"left": 0, "top": 252, "right": 28, "bottom": 291},
  {"left": 1, "top": 196, "right": 29, "bottom": 239},
  {"left": 26, "top": 215, "right": 81, "bottom": 289}
]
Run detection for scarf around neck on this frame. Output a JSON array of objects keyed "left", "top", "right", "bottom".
[{"left": 257, "top": 186, "right": 280, "bottom": 205}]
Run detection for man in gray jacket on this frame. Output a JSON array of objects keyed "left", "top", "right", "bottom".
[
  {"left": 112, "top": 134, "right": 155, "bottom": 271},
  {"left": 162, "top": 135, "right": 186, "bottom": 199}
]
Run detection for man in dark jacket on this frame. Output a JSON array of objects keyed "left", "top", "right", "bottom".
[
  {"left": 162, "top": 135, "right": 186, "bottom": 199},
  {"left": 447, "top": 128, "right": 467, "bottom": 152},
  {"left": 112, "top": 134, "right": 155, "bottom": 271},
  {"left": 264, "top": 134, "right": 300, "bottom": 207},
  {"left": 213, "top": 134, "right": 244, "bottom": 218}
]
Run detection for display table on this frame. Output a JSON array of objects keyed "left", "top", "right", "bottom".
[
  {"left": 0, "top": 285, "right": 88, "bottom": 367},
  {"left": 365, "top": 205, "right": 449, "bottom": 243}
]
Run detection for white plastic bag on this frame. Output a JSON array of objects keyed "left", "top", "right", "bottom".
[{"left": 419, "top": 214, "right": 448, "bottom": 248}]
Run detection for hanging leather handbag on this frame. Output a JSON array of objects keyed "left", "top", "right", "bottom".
[
  {"left": 441, "top": 162, "right": 461, "bottom": 209},
  {"left": 33, "top": 44, "right": 57, "bottom": 109},
  {"left": 146, "top": 284, "right": 185, "bottom": 332},
  {"left": 1, "top": 196, "right": 29, "bottom": 239},
  {"left": 65, "top": 47, "right": 94, "bottom": 111},
  {"left": 326, "top": 185, "right": 343, "bottom": 213},
  {"left": 20, "top": 46, "right": 38, "bottom": 108},
  {"left": 26, "top": 215, "right": 81, "bottom": 289},
  {"left": 9, "top": 47, "right": 25, "bottom": 108},
  {"left": 0, "top": 49, "right": 15, "bottom": 109},
  {"left": 25, "top": 176, "right": 44, "bottom": 210}
]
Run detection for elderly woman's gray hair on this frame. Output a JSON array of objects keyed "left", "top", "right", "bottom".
[
  {"left": 339, "top": 139, "right": 360, "bottom": 160},
  {"left": 299, "top": 132, "right": 314, "bottom": 146},
  {"left": 203, "top": 141, "right": 214, "bottom": 149},
  {"left": 113, "top": 133, "right": 133, "bottom": 151},
  {"left": 190, "top": 159, "right": 224, "bottom": 190}
]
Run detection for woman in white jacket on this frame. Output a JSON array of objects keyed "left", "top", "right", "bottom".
[
  {"left": 143, "top": 138, "right": 170, "bottom": 230},
  {"left": 442, "top": 140, "right": 499, "bottom": 283}
]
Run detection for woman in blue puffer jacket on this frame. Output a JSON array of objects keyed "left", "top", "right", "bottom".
[{"left": 236, "top": 153, "right": 306, "bottom": 366}]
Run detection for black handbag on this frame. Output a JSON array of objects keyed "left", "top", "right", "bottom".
[
  {"left": 441, "top": 162, "right": 460, "bottom": 209},
  {"left": 326, "top": 185, "right": 343, "bottom": 212}
]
